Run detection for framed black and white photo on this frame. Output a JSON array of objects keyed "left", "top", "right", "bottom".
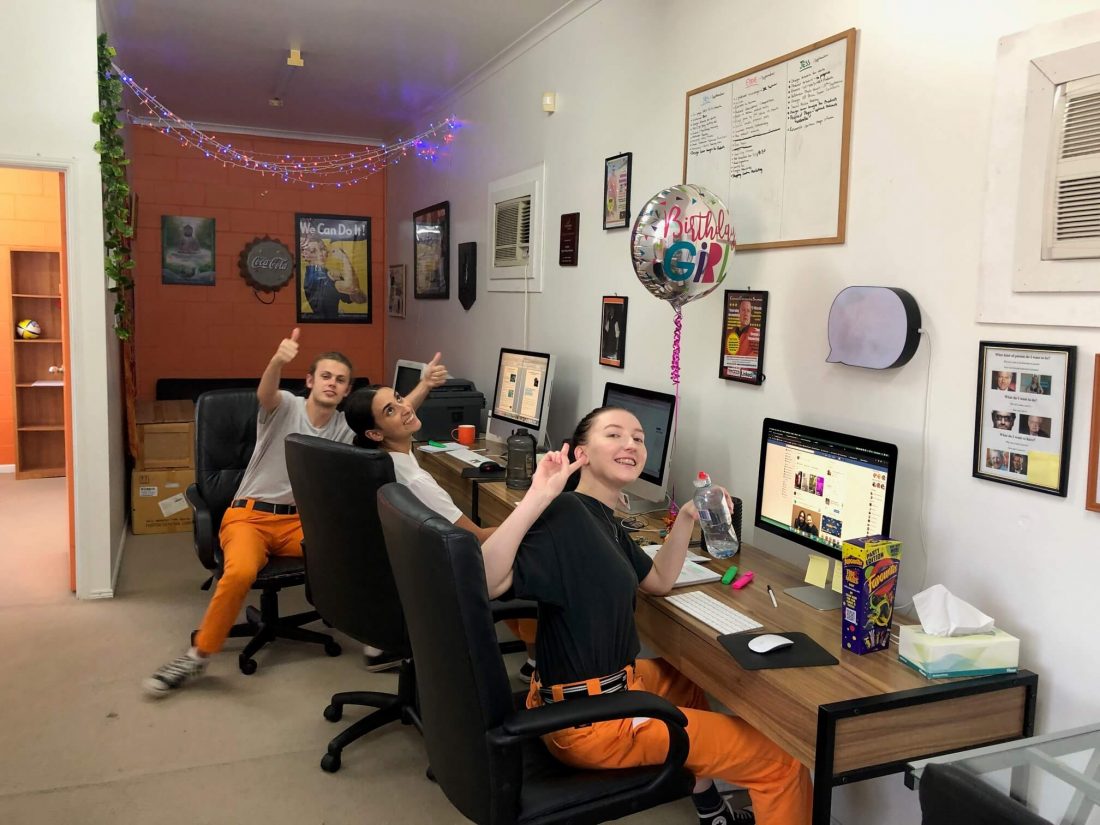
[
  {"left": 414, "top": 201, "right": 450, "bottom": 299},
  {"left": 599, "top": 295, "right": 627, "bottom": 368},
  {"left": 719, "top": 290, "right": 768, "bottom": 385},
  {"left": 603, "top": 152, "right": 632, "bottom": 230},
  {"left": 973, "top": 341, "right": 1076, "bottom": 496},
  {"left": 387, "top": 263, "right": 406, "bottom": 318}
]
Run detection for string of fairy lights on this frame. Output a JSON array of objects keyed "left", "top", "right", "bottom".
[{"left": 113, "top": 64, "right": 462, "bottom": 187}]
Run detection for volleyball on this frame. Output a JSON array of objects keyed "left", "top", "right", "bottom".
[{"left": 16, "top": 319, "right": 41, "bottom": 340}]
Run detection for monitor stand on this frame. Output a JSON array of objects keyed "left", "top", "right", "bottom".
[
  {"left": 618, "top": 490, "right": 666, "bottom": 516},
  {"left": 784, "top": 585, "right": 842, "bottom": 611}
]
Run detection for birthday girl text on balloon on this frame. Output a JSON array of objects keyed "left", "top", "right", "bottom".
[{"left": 655, "top": 205, "right": 735, "bottom": 283}]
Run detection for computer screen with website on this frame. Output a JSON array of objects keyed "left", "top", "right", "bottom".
[
  {"left": 754, "top": 418, "right": 897, "bottom": 563},
  {"left": 489, "top": 348, "right": 553, "bottom": 442}
]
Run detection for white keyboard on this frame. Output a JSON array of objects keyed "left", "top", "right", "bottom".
[
  {"left": 445, "top": 447, "right": 486, "bottom": 466},
  {"left": 664, "top": 591, "right": 763, "bottom": 635}
]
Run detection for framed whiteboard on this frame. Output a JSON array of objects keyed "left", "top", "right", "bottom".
[{"left": 683, "top": 29, "right": 856, "bottom": 250}]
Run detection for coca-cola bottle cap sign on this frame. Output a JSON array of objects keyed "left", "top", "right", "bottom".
[{"left": 239, "top": 237, "right": 294, "bottom": 291}]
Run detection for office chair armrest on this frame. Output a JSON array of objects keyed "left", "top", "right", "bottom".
[
  {"left": 493, "top": 691, "right": 688, "bottom": 742},
  {"left": 490, "top": 691, "right": 690, "bottom": 786},
  {"left": 489, "top": 598, "right": 538, "bottom": 622},
  {"left": 186, "top": 483, "right": 218, "bottom": 571}
]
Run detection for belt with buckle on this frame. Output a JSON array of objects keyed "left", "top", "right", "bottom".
[
  {"left": 231, "top": 498, "right": 297, "bottom": 516},
  {"left": 538, "top": 668, "right": 629, "bottom": 704}
]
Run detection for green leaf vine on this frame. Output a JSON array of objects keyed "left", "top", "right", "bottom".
[{"left": 93, "top": 33, "right": 134, "bottom": 340}]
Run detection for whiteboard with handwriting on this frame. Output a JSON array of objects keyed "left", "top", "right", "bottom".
[{"left": 683, "top": 30, "right": 855, "bottom": 250}]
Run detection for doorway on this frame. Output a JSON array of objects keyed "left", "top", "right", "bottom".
[{"left": 0, "top": 166, "right": 75, "bottom": 597}]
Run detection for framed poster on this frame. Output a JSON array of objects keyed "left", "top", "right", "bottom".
[
  {"left": 603, "top": 152, "right": 632, "bottom": 230},
  {"left": 387, "top": 263, "right": 406, "bottom": 318},
  {"left": 161, "top": 215, "right": 215, "bottom": 285},
  {"left": 414, "top": 201, "right": 450, "bottom": 299},
  {"left": 294, "top": 213, "right": 371, "bottom": 324},
  {"left": 599, "top": 295, "right": 627, "bottom": 368},
  {"left": 972, "top": 341, "right": 1076, "bottom": 496},
  {"left": 1087, "top": 355, "right": 1100, "bottom": 512},
  {"left": 719, "top": 290, "right": 768, "bottom": 384},
  {"left": 559, "top": 211, "right": 580, "bottom": 266}
]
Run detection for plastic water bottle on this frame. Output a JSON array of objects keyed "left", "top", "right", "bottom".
[{"left": 693, "top": 472, "right": 739, "bottom": 559}]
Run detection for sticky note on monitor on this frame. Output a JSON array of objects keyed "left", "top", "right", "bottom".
[
  {"left": 831, "top": 560, "right": 844, "bottom": 593},
  {"left": 805, "top": 556, "right": 830, "bottom": 588}
]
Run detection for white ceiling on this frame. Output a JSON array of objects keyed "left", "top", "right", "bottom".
[{"left": 98, "top": 0, "right": 575, "bottom": 142}]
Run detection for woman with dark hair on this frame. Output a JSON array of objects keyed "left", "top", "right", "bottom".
[
  {"left": 344, "top": 358, "right": 539, "bottom": 681},
  {"left": 481, "top": 406, "right": 811, "bottom": 825}
]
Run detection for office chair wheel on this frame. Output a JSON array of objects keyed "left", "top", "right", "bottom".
[
  {"left": 323, "top": 703, "right": 343, "bottom": 722},
  {"left": 238, "top": 656, "right": 258, "bottom": 675},
  {"left": 324, "top": 640, "right": 342, "bottom": 657},
  {"left": 321, "top": 751, "right": 341, "bottom": 773}
]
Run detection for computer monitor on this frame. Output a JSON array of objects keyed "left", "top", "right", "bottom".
[
  {"left": 755, "top": 418, "right": 898, "bottom": 610},
  {"left": 602, "top": 382, "right": 677, "bottom": 514},
  {"left": 393, "top": 359, "right": 426, "bottom": 398},
  {"left": 487, "top": 348, "right": 555, "bottom": 447}
]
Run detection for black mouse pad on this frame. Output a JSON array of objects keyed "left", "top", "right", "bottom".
[{"left": 717, "top": 632, "right": 838, "bottom": 670}]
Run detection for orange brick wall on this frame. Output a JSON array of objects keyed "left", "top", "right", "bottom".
[
  {"left": 129, "top": 126, "right": 386, "bottom": 399},
  {"left": 0, "top": 168, "right": 63, "bottom": 466}
]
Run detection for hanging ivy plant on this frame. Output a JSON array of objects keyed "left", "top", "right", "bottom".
[{"left": 93, "top": 33, "right": 134, "bottom": 340}]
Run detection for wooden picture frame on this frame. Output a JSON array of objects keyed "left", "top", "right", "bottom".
[
  {"left": 414, "top": 201, "right": 450, "bottom": 299},
  {"left": 294, "top": 213, "right": 372, "bottom": 324},
  {"left": 1087, "top": 355, "right": 1100, "bottom": 512},
  {"left": 603, "top": 153, "right": 632, "bottom": 230},
  {"left": 599, "top": 295, "right": 627, "bottom": 368},
  {"left": 972, "top": 341, "right": 1076, "bottom": 497},
  {"left": 719, "top": 290, "right": 768, "bottom": 384},
  {"left": 683, "top": 28, "right": 856, "bottom": 250}
]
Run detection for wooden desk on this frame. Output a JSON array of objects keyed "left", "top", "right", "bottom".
[
  {"left": 472, "top": 481, "right": 1038, "bottom": 825},
  {"left": 414, "top": 439, "right": 507, "bottom": 522}
]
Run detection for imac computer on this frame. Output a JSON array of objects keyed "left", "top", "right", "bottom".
[
  {"left": 393, "top": 359, "right": 426, "bottom": 398},
  {"left": 754, "top": 418, "right": 898, "bottom": 610},
  {"left": 602, "top": 382, "right": 677, "bottom": 515},
  {"left": 487, "top": 348, "right": 555, "bottom": 447}
]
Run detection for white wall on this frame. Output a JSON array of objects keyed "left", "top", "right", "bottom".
[
  {"left": 0, "top": 0, "right": 124, "bottom": 598},
  {"left": 388, "top": 0, "right": 1100, "bottom": 821}
]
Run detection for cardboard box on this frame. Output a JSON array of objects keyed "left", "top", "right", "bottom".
[
  {"left": 131, "top": 468, "right": 194, "bottom": 534},
  {"left": 898, "top": 624, "right": 1020, "bottom": 679},
  {"left": 842, "top": 535, "right": 902, "bottom": 654},
  {"left": 137, "top": 400, "right": 195, "bottom": 469}
]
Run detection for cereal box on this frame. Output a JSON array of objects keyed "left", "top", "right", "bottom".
[{"left": 841, "top": 536, "right": 902, "bottom": 654}]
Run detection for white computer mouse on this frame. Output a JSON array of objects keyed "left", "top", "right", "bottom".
[{"left": 748, "top": 634, "right": 795, "bottom": 654}]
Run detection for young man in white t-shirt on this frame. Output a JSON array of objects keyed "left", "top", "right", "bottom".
[{"left": 144, "top": 329, "right": 355, "bottom": 697}]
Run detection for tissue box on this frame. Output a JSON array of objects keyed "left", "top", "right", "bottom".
[
  {"left": 841, "top": 536, "right": 902, "bottom": 654},
  {"left": 898, "top": 625, "right": 1019, "bottom": 678}
]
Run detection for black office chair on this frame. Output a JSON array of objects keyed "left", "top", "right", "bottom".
[
  {"left": 285, "top": 435, "right": 421, "bottom": 773},
  {"left": 185, "top": 389, "right": 340, "bottom": 675},
  {"left": 378, "top": 483, "right": 695, "bottom": 825},
  {"left": 919, "top": 762, "right": 1052, "bottom": 825}
]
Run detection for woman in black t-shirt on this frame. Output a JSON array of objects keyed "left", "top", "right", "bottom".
[{"left": 481, "top": 406, "right": 811, "bottom": 825}]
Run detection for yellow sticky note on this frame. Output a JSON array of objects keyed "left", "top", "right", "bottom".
[
  {"left": 1027, "top": 452, "right": 1059, "bottom": 490},
  {"left": 805, "top": 555, "right": 830, "bottom": 588},
  {"left": 831, "top": 560, "right": 844, "bottom": 593}
]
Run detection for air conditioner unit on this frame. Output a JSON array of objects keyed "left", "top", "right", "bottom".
[
  {"left": 493, "top": 195, "right": 531, "bottom": 267},
  {"left": 488, "top": 164, "right": 544, "bottom": 292},
  {"left": 1043, "top": 75, "right": 1100, "bottom": 260}
]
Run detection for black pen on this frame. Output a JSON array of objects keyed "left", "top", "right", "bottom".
[{"left": 766, "top": 585, "right": 778, "bottom": 608}]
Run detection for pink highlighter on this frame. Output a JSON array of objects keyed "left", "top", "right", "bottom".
[{"left": 731, "top": 571, "right": 755, "bottom": 590}]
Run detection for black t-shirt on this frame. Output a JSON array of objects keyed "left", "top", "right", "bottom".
[{"left": 510, "top": 492, "right": 654, "bottom": 686}]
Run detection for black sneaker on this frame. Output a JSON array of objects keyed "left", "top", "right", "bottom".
[
  {"left": 363, "top": 649, "right": 403, "bottom": 672},
  {"left": 143, "top": 653, "right": 207, "bottom": 697},
  {"left": 699, "top": 801, "right": 754, "bottom": 825},
  {"left": 517, "top": 660, "right": 536, "bottom": 683}
]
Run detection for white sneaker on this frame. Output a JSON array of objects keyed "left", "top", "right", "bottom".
[{"left": 143, "top": 653, "right": 207, "bottom": 697}]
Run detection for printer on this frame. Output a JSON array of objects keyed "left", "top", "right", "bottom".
[{"left": 413, "top": 378, "right": 486, "bottom": 441}]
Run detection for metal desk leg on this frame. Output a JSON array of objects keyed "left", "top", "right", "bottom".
[{"left": 813, "top": 707, "right": 836, "bottom": 825}]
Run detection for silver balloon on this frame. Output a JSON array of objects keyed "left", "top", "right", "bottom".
[{"left": 630, "top": 184, "right": 735, "bottom": 309}]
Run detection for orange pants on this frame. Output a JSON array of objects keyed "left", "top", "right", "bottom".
[
  {"left": 503, "top": 618, "right": 538, "bottom": 645},
  {"left": 528, "top": 658, "right": 812, "bottom": 825},
  {"left": 193, "top": 506, "right": 304, "bottom": 654}
]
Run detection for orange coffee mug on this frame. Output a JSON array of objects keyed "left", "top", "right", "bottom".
[{"left": 452, "top": 424, "right": 476, "bottom": 446}]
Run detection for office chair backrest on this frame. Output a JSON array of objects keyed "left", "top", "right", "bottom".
[
  {"left": 285, "top": 435, "right": 407, "bottom": 653},
  {"left": 919, "top": 763, "right": 1052, "bottom": 825},
  {"left": 193, "top": 389, "right": 259, "bottom": 567},
  {"left": 378, "top": 484, "right": 521, "bottom": 825}
]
